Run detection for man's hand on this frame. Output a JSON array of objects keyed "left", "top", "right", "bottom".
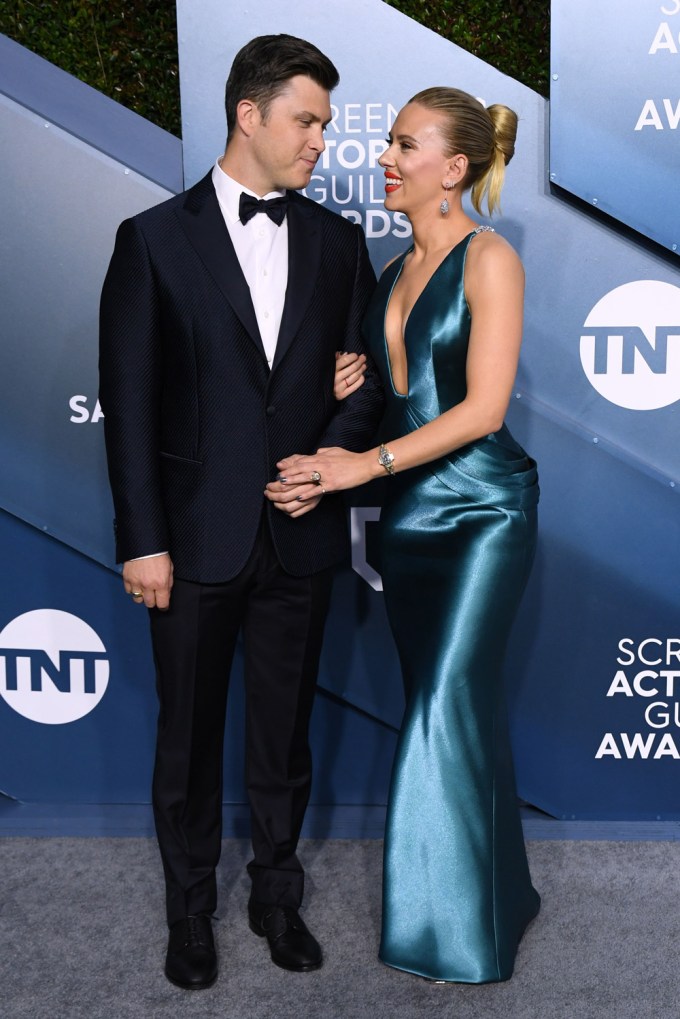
[
  {"left": 265, "top": 479, "right": 324, "bottom": 518},
  {"left": 122, "top": 553, "right": 174, "bottom": 610}
]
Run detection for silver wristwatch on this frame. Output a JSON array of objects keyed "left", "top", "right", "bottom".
[{"left": 378, "top": 443, "right": 395, "bottom": 476}]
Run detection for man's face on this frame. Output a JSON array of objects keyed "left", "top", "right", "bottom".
[{"left": 248, "top": 75, "right": 332, "bottom": 193}]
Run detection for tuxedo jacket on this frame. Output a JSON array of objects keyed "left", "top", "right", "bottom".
[{"left": 99, "top": 171, "right": 384, "bottom": 583}]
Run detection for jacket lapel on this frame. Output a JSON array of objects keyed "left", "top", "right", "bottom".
[
  {"left": 175, "top": 172, "right": 265, "bottom": 357},
  {"left": 271, "top": 194, "right": 322, "bottom": 371}
]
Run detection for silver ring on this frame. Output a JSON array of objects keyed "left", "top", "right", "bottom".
[
  {"left": 310, "top": 471, "right": 322, "bottom": 484},
  {"left": 321, "top": 487, "right": 326, "bottom": 495}
]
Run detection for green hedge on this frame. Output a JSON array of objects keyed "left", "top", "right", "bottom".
[
  {"left": 0, "top": 1, "right": 549, "bottom": 137},
  {"left": 384, "top": 1, "right": 550, "bottom": 96},
  {"left": 1, "top": 1, "right": 181, "bottom": 133}
]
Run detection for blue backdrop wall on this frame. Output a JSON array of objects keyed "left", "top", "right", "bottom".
[{"left": 1, "top": 0, "right": 679, "bottom": 833}]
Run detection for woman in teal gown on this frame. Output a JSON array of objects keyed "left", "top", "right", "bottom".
[{"left": 266, "top": 87, "right": 540, "bottom": 983}]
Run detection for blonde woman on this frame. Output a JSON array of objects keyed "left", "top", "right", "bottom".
[{"left": 269, "top": 88, "right": 540, "bottom": 983}]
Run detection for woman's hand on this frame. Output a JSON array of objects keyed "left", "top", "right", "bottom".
[
  {"left": 264, "top": 447, "right": 377, "bottom": 512},
  {"left": 334, "top": 351, "right": 367, "bottom": 400}
]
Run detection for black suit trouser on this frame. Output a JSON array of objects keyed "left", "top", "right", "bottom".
[{"left": 149, "top": 519, "right": 333, "bottom": 926}]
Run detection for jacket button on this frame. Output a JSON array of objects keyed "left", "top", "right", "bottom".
[{"left": 266, "top": 405, "right": 276, "bottom": 416}]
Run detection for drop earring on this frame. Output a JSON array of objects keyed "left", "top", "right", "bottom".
[{"left": 440, "top": 180, "right": 454, "bottom": 215}]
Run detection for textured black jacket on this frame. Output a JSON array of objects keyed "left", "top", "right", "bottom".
[{"left": 99, "top": 171, "right": 383, "bottom": 582}]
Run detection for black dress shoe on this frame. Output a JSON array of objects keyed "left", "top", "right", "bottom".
[
  {"left": 164, "top": 914, "right": 218, "bottom": 990},
  {"left": 248, "top": 902, "right": 322, "bottom": 972}
]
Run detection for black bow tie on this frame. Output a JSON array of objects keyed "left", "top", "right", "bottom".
[{"left": 239, "top": 192, "right": 288, "bottom": 226}]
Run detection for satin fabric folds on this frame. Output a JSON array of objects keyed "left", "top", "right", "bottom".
[{"left": 364, "top": 232, "right": 540, "bottom": 983}]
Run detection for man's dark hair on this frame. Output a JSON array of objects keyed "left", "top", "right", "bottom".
[{"left": 225, "top": 34, "right": 339, "bottom": 136}]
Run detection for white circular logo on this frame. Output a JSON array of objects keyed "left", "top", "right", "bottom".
[
  {"left": 580, "top": 280, "right": 680, "bottom": 410},
  {"left": 0, "top": 610, "right": 109, "bottom": 724}
]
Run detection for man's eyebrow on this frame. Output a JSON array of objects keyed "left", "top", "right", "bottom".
[{"left": 297, "top": 109, "right": 331, "bottom": 126}]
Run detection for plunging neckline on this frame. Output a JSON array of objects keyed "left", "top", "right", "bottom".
[{"left": 383, "top": 231, "right": 477, "bottom": 399}]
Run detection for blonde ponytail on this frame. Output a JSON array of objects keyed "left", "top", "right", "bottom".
[{"left": 471, "top": 104, "right": 517, "bottom": 215}]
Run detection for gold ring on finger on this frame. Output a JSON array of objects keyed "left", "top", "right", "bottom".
[{"left": 310, "top": 471, "right": 322, "bottom": 484}]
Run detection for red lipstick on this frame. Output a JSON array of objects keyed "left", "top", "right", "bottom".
[{"left": 384, "top": 171, "right": 403, "bottom": 194}]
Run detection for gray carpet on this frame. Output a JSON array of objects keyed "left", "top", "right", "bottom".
[{"left": 1, "top": 837, "right": 678, "bottom": 1019}]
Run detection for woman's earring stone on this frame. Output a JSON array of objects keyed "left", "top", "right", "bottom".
[{"left": 440, "top": 181, "right": 454, "bottom": 216}]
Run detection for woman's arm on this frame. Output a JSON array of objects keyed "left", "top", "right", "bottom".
[{"left": 267, "top": 234, "right": 524, "bottom": 504}]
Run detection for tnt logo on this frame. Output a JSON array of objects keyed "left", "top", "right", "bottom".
[
  {"left": 0, "top": 609, "right": 109, "bottom": 724},
  {"left": 580, "top": 281, "right": 680, "bottom": 410}
]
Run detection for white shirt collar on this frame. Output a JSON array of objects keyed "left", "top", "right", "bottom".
[{"left": 212, "top": 159, "right": 286, "bottom": 225}]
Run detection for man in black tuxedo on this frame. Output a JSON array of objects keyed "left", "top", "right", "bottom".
[{"left": 99, "top": 34, "right": 382, "bottom": 990}]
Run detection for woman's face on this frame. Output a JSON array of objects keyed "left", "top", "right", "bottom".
[{"left": 379, "top": 102, "right": 452, "bottom": 217}]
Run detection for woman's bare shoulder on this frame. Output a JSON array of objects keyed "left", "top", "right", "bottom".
[
  {"left": 464, "top": 229, "right": 524, "bottom": 307},
  {"left": 467, "top": 228, "right": 523, "bottom": 274}
]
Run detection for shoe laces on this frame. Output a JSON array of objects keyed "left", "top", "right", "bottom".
[
  {"left": 262, "top": 905, "right": 304, "bottom": 938},
  {"left": 183, "top": 914, "right": 211, "bottom": 949}
]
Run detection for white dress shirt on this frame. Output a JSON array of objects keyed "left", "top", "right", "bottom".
[{"left": 211, "top": 159, "right": 288, "bottom": 370}]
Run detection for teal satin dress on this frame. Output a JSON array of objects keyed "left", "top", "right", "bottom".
[{"left": 364, "top": 229, "right": 540, "bottom": 983}]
